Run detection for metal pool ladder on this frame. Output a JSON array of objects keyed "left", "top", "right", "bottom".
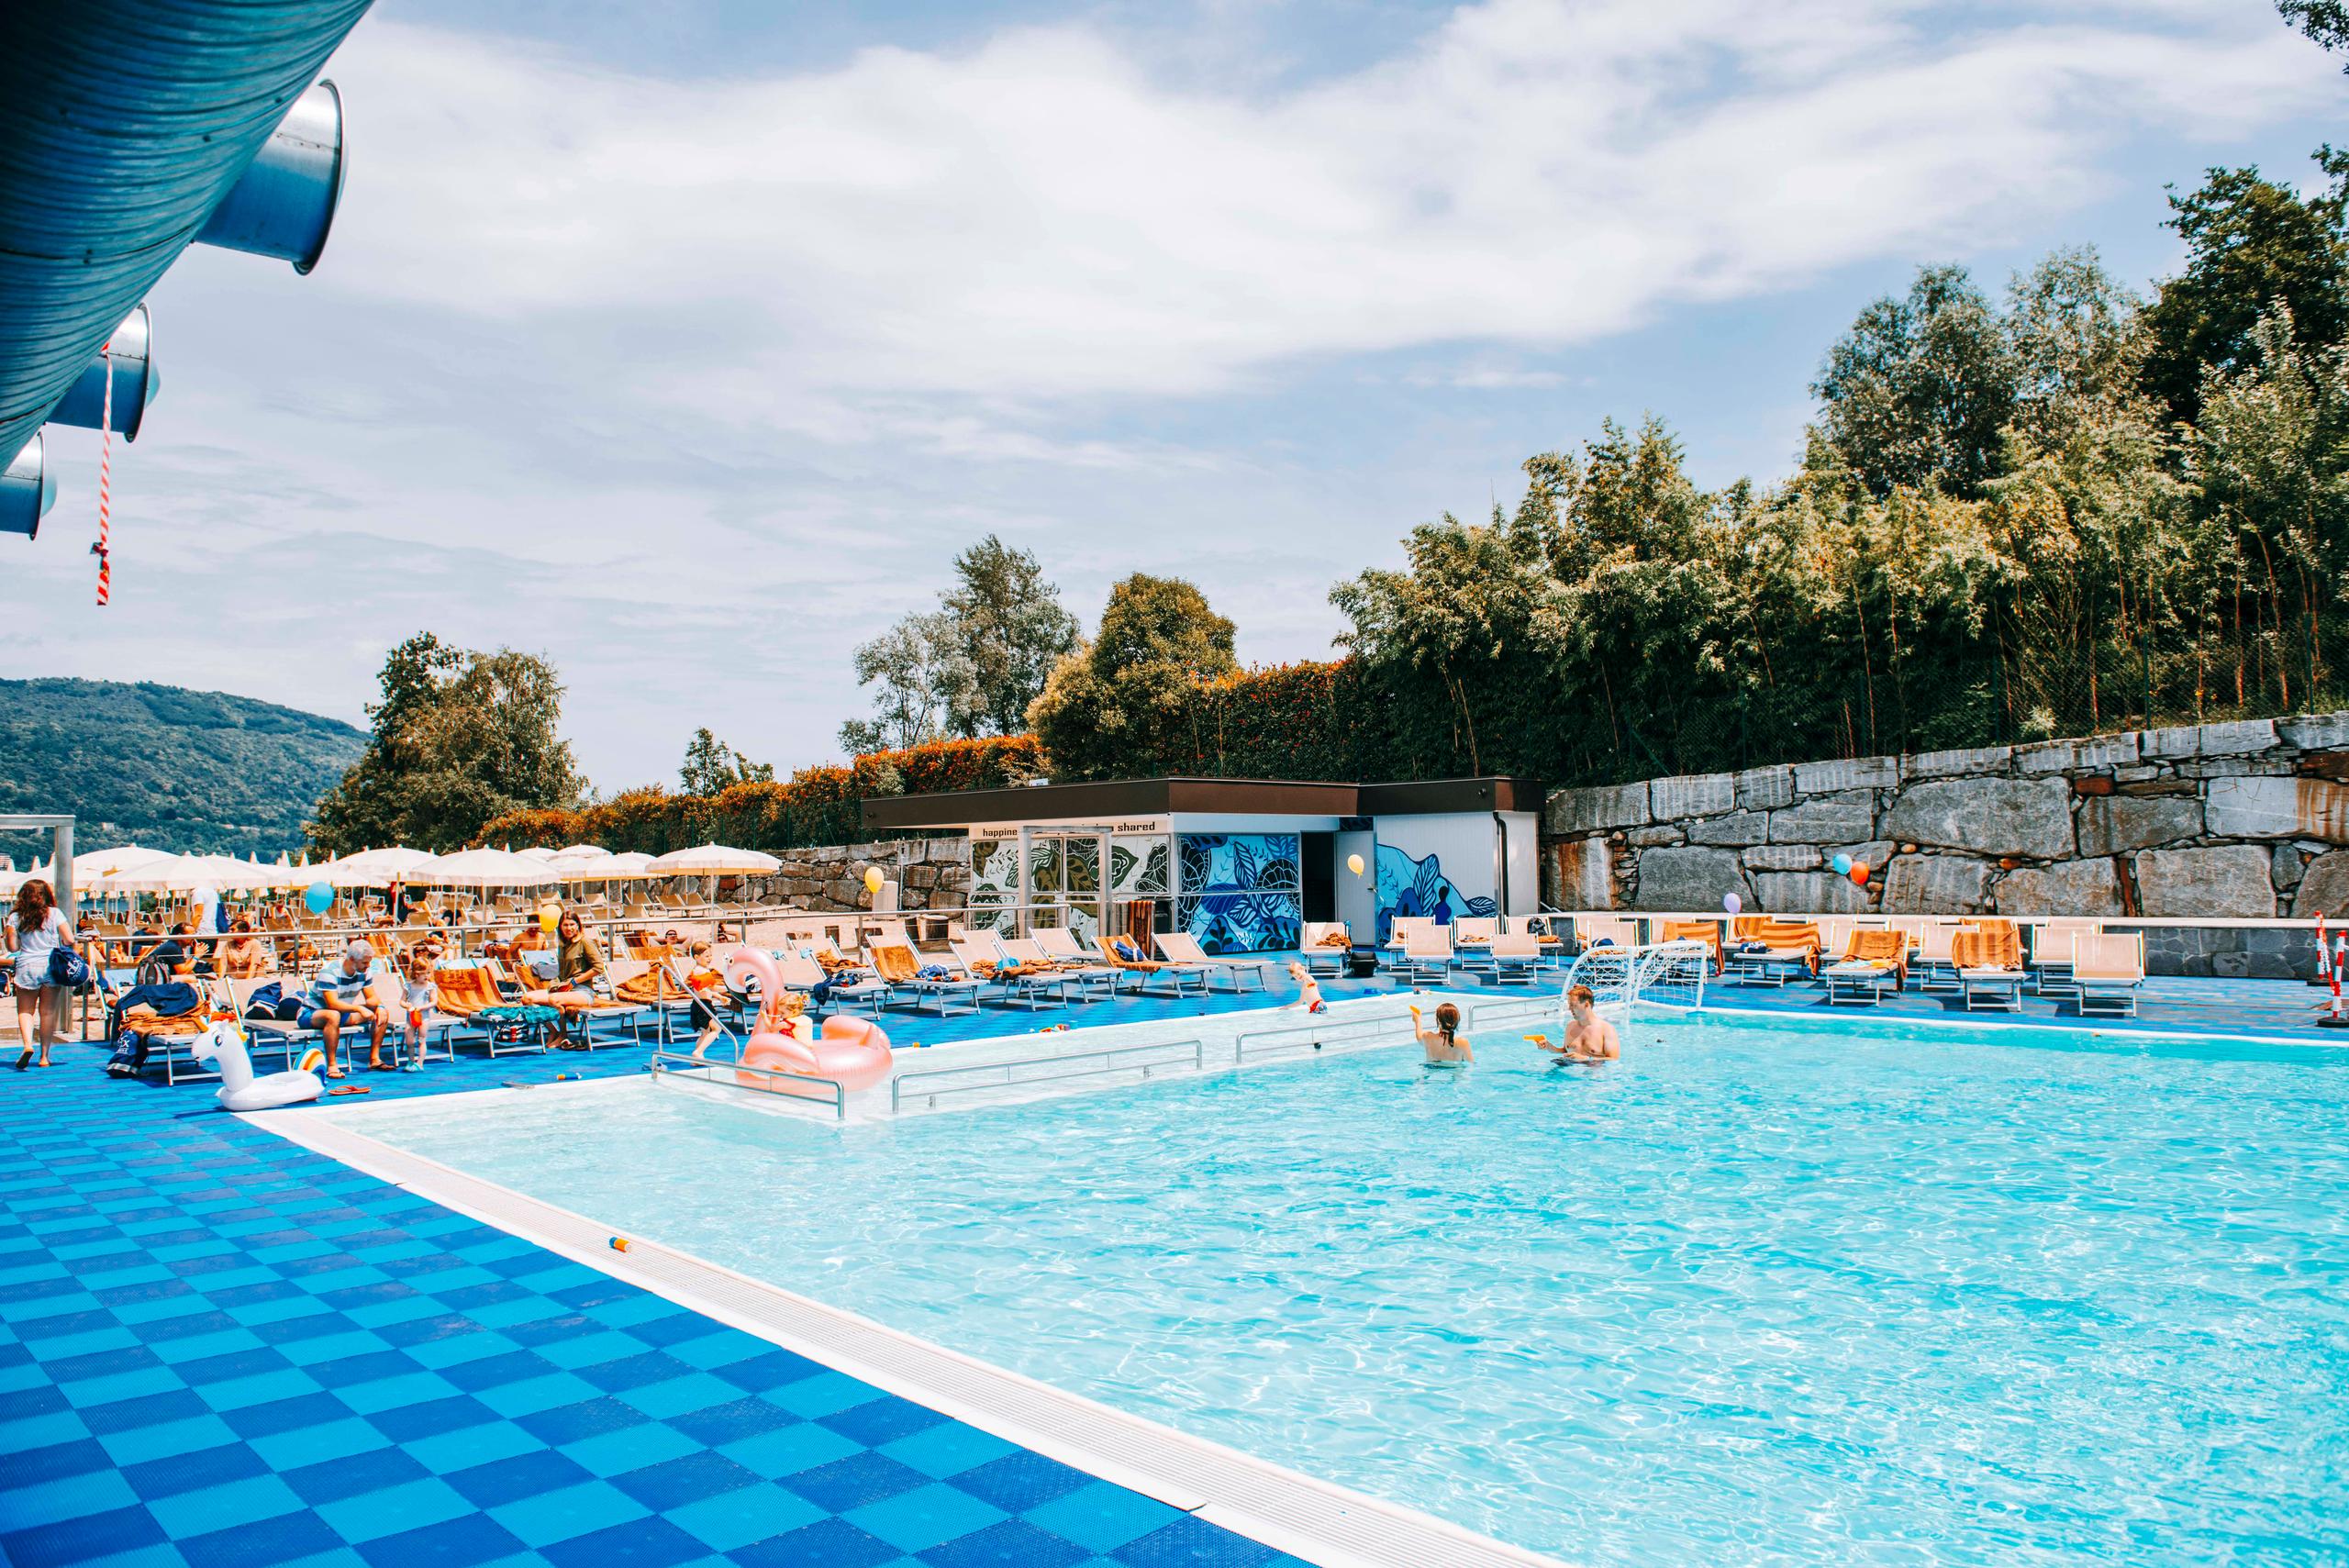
[{"left": 649, "top": 1050, "right": 849, "bottom": 1121}]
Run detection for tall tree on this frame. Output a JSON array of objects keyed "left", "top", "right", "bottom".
[
  {"left": 837, "top": 534, "right": 1077, "bottom": 753},
  {"left": 2139, "top": 151, "right": 2349, "bottom": 425},
  {"left": 838, "top": 611, "right": 974, "bottom": 755},
  {"left": 1813, "top": 264, "right": 2019, "bottom": 499},
  {"left": 678, "top": 728, "right": 774, "bottom": 795},
  {"left": 942, "top": 535, "right": 1081, "bottom": 736},
  {"left": 309, "top": 633, "right": 585, "bottom": 852},
  {"left": 1028, "top": 574, "right": 1237, "bottom": 778}
]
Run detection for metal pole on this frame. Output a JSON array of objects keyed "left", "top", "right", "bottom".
[{"left": 52, "top": 819, "right": 72, "bottom": 922}]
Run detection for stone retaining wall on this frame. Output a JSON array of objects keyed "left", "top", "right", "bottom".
[
  {"left": 1543, "top": 713, "right": 2349, "bottom": 977},
  {"left": 723, "top": 838, "right": 972, "bottom": 912}
]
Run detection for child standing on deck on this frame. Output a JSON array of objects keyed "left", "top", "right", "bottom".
[{"left": 397, "top": 949, "right": 437, "bottom": 1072}]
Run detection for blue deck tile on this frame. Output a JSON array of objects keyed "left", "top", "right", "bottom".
[
  {"left": 400, "top": 1417, "right": 543, "bottom": 1474},
  {"left": 514, "top": 1393, "right": 652, "bottom": 1447},
  {"left": 611, "top": 1450, "right": 763, "bottom": 1512},
  {"left": 664, "top": 1394, "right": 800, "bottom": 1448},
  {"left": 617, "top": 1372, "right": 746, "bottom": 1422},
  {"left": 665, "top": 1479, "right": 825, "bottom": 1552},
  {"left": 729, "top": 1516, "right": 902, "bottom": 1568},
  {"left": 0, "top": 1469, "right": 140, "bottom": 1531},
  {"left": 1020, "top": 1485, "right": 1192, "bottom": 1555},
  {"left": 478, "top": 1369, "right": 607, "bottom": 1418},
  {"left": 918, "top": 1518, "right": 1094, "bottom": 1568},
  {"left": 708, "top": 1347, "right": 823, "bottom": 1395},
  {"left": 352, "top": 1511, "right": 529, "bottom": 1568},
  {"left": 248, "top": 1413, "right": 395, "bottom": 1470},
  {"left": 488, "top": 1476, "right": 652, "bottom": 1548},
  {"left": 1111, "top": 1516, "right": 1301, "bottom": 1567},
  {"left": 9, "top": 1434, "right": 117, "bottom": 1485},
  {"left": 820, "top": 1396, "right": 949, "bottom": 1451},
  {"left": 358, "top": 1390, "right": 499, "bottom": 1443},
  {"left": 442, "top": 1446, "right": 595, "bottom": 1509},
  {"left": 573, "top": 1348, "right": 695, "bottom": 1391},
  {"left": 946, "top": 1451, "right": 1096, "bottom": 1513},
  {"left": 773, "top": 1370, "right": 885, "bottom": 1420},
  {"left": 437, "top": 1347, "right": 559, "bottom": 1392},
  {"left": 562, "top": 1416, "right": 702, "bottom": 1474},
  {"left": 0, "top": 1504, "right": 172, "bottom": 1568},
  {"left": 541, "top": 1513, "right": 711, "bottom": 1568},
  {"left": 844, "top": 1483, "right": 1009, "bottom": 1556},
  {"left": 781, "top": 1451, "right": 932, "bottom": 1516},
  {"left": 316, "top": 1475, "right": 482, "bottom": 1543},
  {"left": 145, "top": 1472, "right": 309, "bottom": 1538},
  {"left": 876, "top": 1422, "right": 1019, "bottom": 1483},
  {"left": 176, "top": 1506, "right": 347, "bottom": 1568},
  {"left": 280, "top": 1447, "right": 432, "bottom": 1507}
]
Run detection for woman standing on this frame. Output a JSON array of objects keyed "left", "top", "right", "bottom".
[{"left": 6, "top": 879, "right": 75, "bottom": 1070}]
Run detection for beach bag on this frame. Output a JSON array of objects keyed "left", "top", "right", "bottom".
[
  {"left": 476, "top": 1002, "right": 560, "bottom": 1045},
  {"left": 48, "top": 946, "right": 90, "bottom": 989}
]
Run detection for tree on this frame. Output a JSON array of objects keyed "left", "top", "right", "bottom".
[
  {"left": 2004, "top": 247, "right": 2148, "bottom": 449},
  {"left": 1028, "top": 574, "right": 1236, "bottom": 778},
  {"left": 836, "top": 534, "right": 1077, "bottom": 752},
  {"left": 838, "top": 611, "right": 974, "bottom": 755},
  {"left": 2140, "top": 151, "right": 2349, "bottom": 425},
  {"left": 308, "top": 633, "right": 585, "bottom": 853},
  {"left": 942, "top": 536, "right": 1081, "bottom": 736},
  {"left": 678, "top": 728, "right": 774, "bottom": 795},
  {"left": 1813, "top": 264, "right": 2019, "bottom": 500},
  {"left": 2279, "top": 1, "right": 2349, "bottom": 61}
]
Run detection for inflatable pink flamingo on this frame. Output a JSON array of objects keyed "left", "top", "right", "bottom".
[{"left": 722, "top": 947, "right": 893, "bottom": 1094}]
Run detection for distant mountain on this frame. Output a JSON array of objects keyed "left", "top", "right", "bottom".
[{"left": 0, "top": 678, "right": 365, "bottom": 861}]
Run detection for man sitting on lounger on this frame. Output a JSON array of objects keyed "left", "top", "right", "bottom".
[{"left": 308, "top": 940, "right": 386, "bottom": 1076}]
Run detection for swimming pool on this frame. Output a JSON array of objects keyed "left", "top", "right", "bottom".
[{"left": 340, "top": 1013, "right": 2349, "bottom": 1564}]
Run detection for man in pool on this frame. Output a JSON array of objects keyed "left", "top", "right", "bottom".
[{"left": 1533, "top": 984, "right": 1620, "bottom": 1062}]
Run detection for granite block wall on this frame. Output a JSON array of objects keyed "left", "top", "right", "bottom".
[{"left": 1542, "top": 712, "right": 2349, "bottom": 977}]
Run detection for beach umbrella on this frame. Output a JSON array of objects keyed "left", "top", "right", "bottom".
[
  {"left": 412, "top": 848, "right": 561, "bottom": 888},
  {"left": 547, "top": 844, "right": 613, "bottom": 866},
  {"left": 645, "top": 843, "right": 781, "bottom": 874},
  {"left": 518, "top": 846, "right": 560, "bottom": 863},
  {"left": 600, "top": 852, "right": 658, "bottom": 877},
  {"left": 317, "top": 845, "right": 438, "bottom": 887},
  {"left": 72, "top": 844, "right": 174, "bottom": 881}
]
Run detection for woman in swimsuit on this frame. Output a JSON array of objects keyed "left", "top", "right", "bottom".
[{"left": 1410, "top": 1001, "right": 1473, "bottom": 1065}]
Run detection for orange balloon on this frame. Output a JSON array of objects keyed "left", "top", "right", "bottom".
[{"left": 1848, "top": 862, "right": 1870, "bottom": 886}]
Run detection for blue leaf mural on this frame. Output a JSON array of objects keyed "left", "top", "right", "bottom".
[
  {"left": 1176, "top": 832, "right": 1302, "bottom": 953},
  {"left": 1374, "top": 843, "right": 1497, "bottom": 943}
]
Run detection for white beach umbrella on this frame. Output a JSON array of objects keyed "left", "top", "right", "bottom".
[
  {"left": 72, "top": 844, "right": 174, "bottom": 881},
  {"left": 413, "top": 847, "right": 561, "bottom": 889},
  {"left": 518, "top": 846, "right": 561, "bottom": 863},
  {"left": 547, "top": 843, "right": 613, "bottom": 865},
  {"left": 600, "top": 852, "right": 658, "bottom": 878},
  {"left": 645, "top": 843, "right": 781, "bottom": 874}
]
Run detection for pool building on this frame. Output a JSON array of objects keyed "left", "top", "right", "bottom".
[{"left": 861, "top": 773, "right": 1544, "bottom": 953}]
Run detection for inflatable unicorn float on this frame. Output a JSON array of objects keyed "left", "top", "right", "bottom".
[
  {"left": 711, "top": 947, "right": 893, "bottom": 1094},
  {"left": 191, "top": 1018, "right": 327, "bottom": 1111}
]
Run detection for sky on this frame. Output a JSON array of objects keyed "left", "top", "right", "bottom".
[{"left": 7, "top": 0, "right": 2345, "bottom": 789}]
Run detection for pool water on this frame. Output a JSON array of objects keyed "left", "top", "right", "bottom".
[{"left": 351, "top": 1017, "right": 2349, "bottom": 1565}]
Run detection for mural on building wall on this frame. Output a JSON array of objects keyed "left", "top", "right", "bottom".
[
  {"left": 1375, "top": 842, "right": 1497, "bottom": 943},
  {"left": 966, "top": 832, "right": 1174, "bottom": 940},
  {"left": 1177, "top": 832, "right": 1302, "bottom": 953},
  {"left": 967, "top": 840, "right": 1018, "bottom": 932}
]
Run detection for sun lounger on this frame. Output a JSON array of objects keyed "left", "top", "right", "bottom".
[
  {"left": 1153, "top": 931, "right": 1272, "bottom": 992},
  {"left": 1909, "top": 919, "right": 1964, "bottom": 991},
  {"left": 1000, "top": 935, "right": 1119, "bottom": 1000},
  {"left": 1299, "top": 922, "right": 1353, "bottom": 978},
  {"left": 1486, "top": 931, "right": 1541, "bottom": 985},
  {"left": 1954, "top": 927, "right": 2025, "bottom": 1012},
  {"left": 1726, "top": 918, "right": 1820, "bottom": 985},
  {"left": 951, "top": 936, "right": 1069, "bottom": 1010},
  {"left": 1090, "top": 932, "right": 1212, "bottom": 997},
  {"left": 2073, "top": 931, "right": 2145, "bottom": 1017},
  {"left": 1382, "top": 917, "right": 1435, "bottom": 969},
  {"left": 2030, "top": 918, "right": 2099, "bottom": 997},
  {"left": 1396, "top": 926, "right": 1453, "bottom": 985},
  {"left": 1659, "top": 919, "right": 1724, "bottom": 974},
  {"left": 870, "top": 941, "right": 982, "bottom": 1017},
  {"left": 1822, "top": 929, "right": 1907, "bottom": 1006},
  {"left": 1573, "top": 915, "right": 1638, "bottom": 954}
]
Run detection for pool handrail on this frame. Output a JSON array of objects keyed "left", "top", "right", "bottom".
[
  {"left": 891, "top": 1037, "right": 1207, "bottom": 1113},
  {"left": 648, "top": 1049, "right": 849, "bottom": 1120}
]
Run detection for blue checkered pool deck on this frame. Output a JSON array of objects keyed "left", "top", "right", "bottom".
[
  {"left": 5, "top": 958, "right": 2341, "bottom": 1567},
  {"left": 0, "top": 1011, "right": 1326, "bottom": 1567}
]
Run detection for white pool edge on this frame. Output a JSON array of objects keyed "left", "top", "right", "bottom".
[{"left": 250, "top": 1107, "right": 1565, "bottom": 1568}]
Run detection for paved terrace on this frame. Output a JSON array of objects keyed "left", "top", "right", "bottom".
[{"left": 3, "top": 962, "right": 2340, "bottom": 1568}]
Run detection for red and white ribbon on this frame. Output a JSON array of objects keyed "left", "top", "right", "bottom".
[{"left": 93, "top": 340, "right": 113, "bottom": 606}]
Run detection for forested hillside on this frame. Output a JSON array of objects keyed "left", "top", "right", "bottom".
[{"left": 0, "top": 679, "right": 363, "bottom": 860}]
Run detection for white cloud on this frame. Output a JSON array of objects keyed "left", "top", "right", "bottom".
[{"left": 320, "top": 0, "right": 2337, "bottom": 407}]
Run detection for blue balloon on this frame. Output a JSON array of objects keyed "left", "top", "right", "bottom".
[
  {"left": 1831, "top": 853, "right": 1853, "bottom": 875},
  {"left": 305, "top": 881, "right": 334, "bottom": 914}
]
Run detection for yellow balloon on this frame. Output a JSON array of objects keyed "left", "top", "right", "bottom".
[
  {"left": 863, "top": 866, "right": 885, "bottom": 895},
  {"left": 1346, "top": 852, "right": 1365, "bottom": 877},
  {"left": 538, "top": 905, "right": 561, "bottom": 933}
]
